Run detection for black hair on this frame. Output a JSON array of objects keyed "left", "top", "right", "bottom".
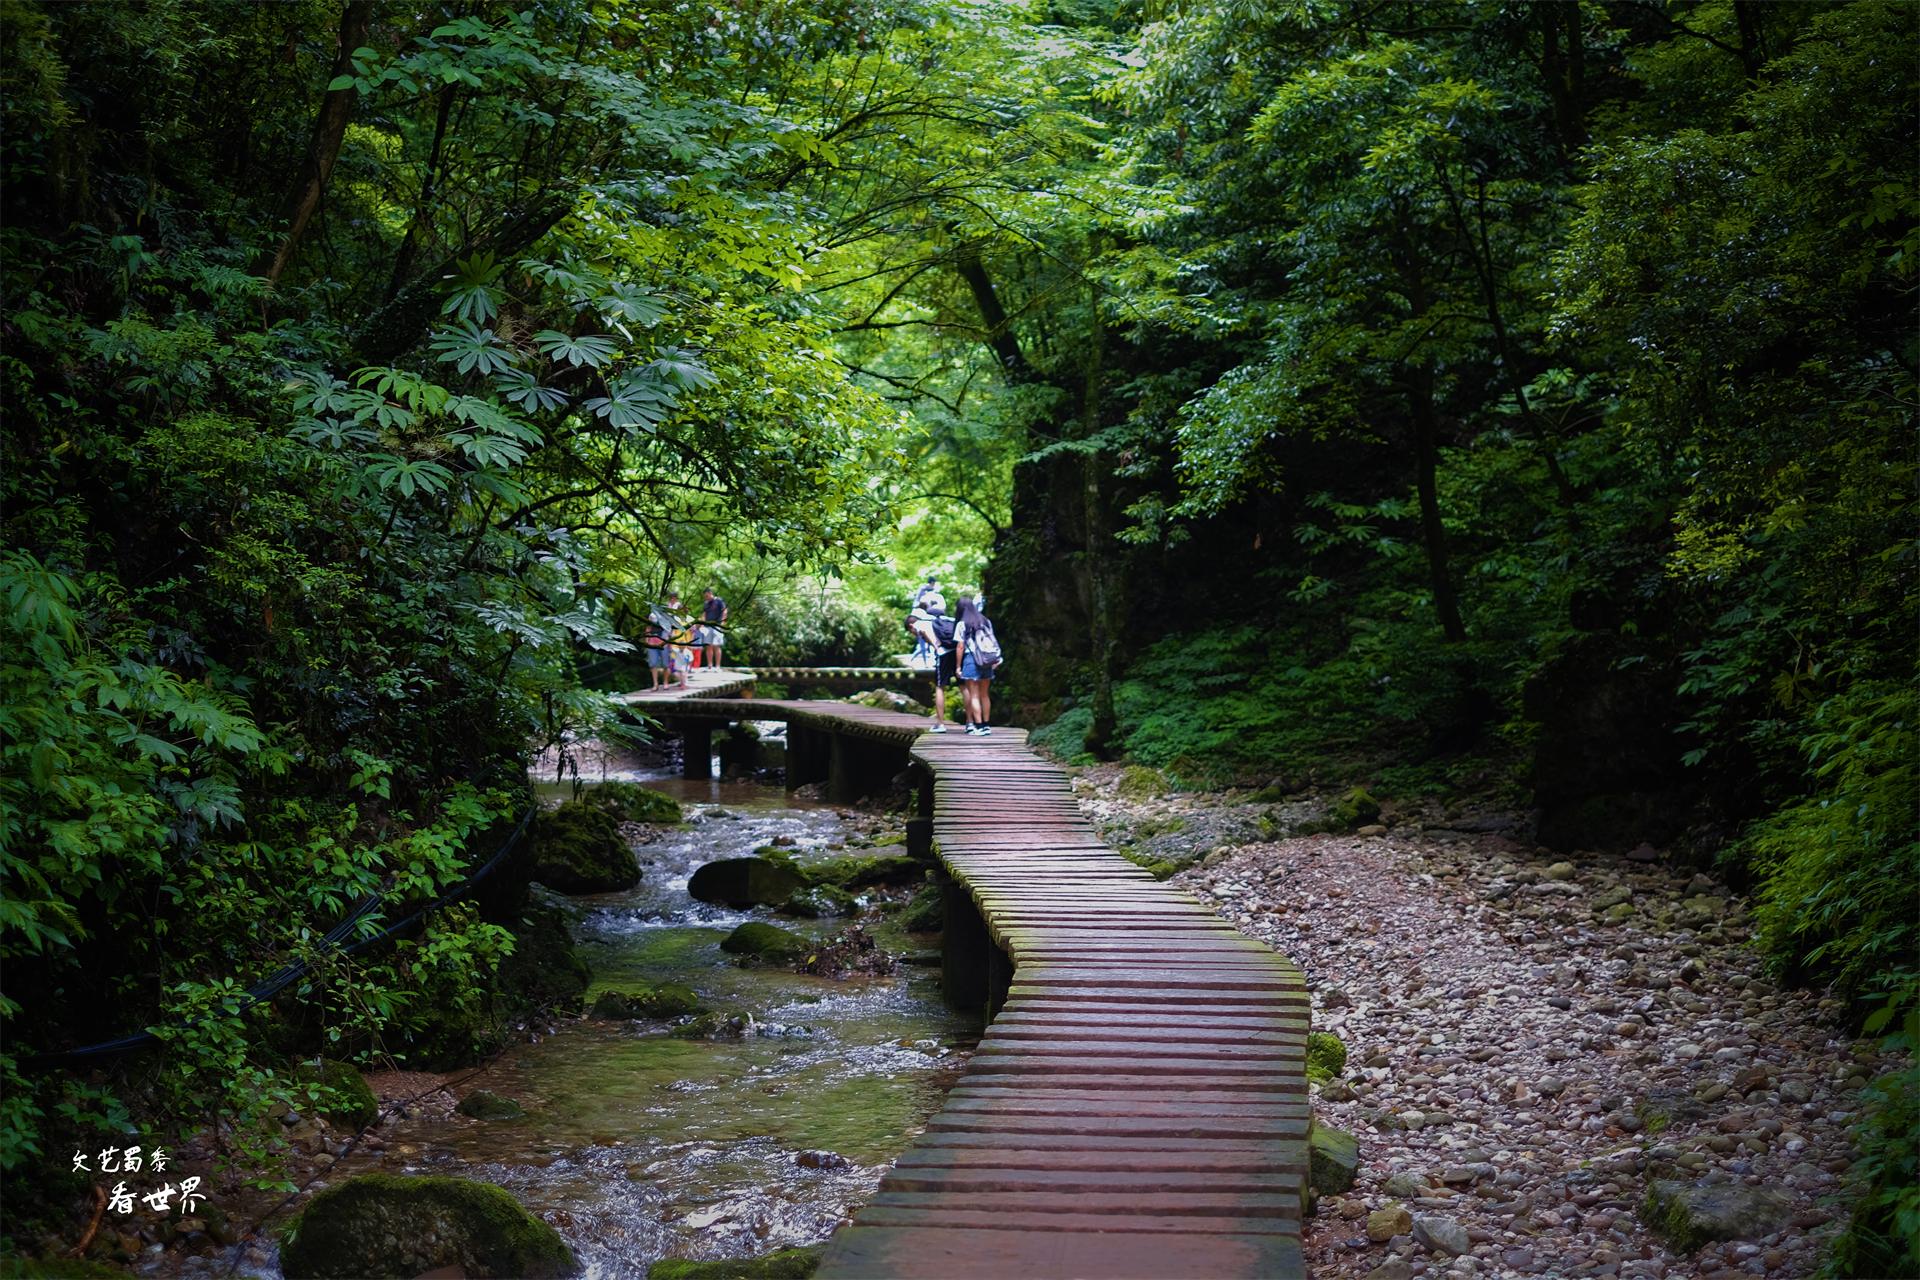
[{"left": 956, "top": 596, "right": 987, "bottom": 632}]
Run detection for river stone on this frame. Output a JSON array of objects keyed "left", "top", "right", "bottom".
[
  {"left": 1544, "top": 861, "right": 1577, "bottom": 881},
  {"left": 532, "top": 801, "right": 641, "bottom": 894},
  {"left": 779, "top": 885, "right": 858, "bottom": 918},
  {"left": 279, "top": 1174, "right": 574, "bottom": 1279},
  {"left": 720, "top": 921, "right": 813, "bottom": 964},
  {"left": 1306, "top": 1031, "right": 1348, "bottom": 1083},
  {"left": 1640, "top": 1178, "right": 1792, "bottom": 1251},
  {"left": 294, "top": 1059, "right": 378, "bottom": 1129},
  {"left": 455, "top": 1090, "right": 524, "bottom": 1121},
  {"left": 1383, "top": 1171, "right": 1428, "bottom": 1198},
  {"left": 1365, "top": 1264, "right": 1415, "bottom": 1280},
  {"left": 688, "top": 857, "right": 804, "bottom": 908},
  {"left": 579, "top": 781, "right": 682, "bottom": 824},
  {"left": 591, "top": 983, "right": 703, "bottom": 1020},
  {"left": 1412, "top": 1213, "right": 1470, "bottom": 1256},
  {"left": 1367, "top": 1204, "right": 1413, "bottom": 1242},
  {"left": 1309, "top": 1123, "right": 1359, "bottom": 1194}
]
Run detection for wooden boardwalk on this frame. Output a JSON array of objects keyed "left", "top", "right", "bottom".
[{"left": 638, "top": 678, "right": 1312, "bottom": 1278}]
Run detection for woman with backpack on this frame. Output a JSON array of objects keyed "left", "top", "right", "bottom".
[{"left": 953, "top": 594, "right": 1001, "bottom": 736}]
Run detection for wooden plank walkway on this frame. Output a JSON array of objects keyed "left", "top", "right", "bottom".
[
  {"left": 819, "top": 727, "right": 1310, "bottom": 1279},
  {"left": 615, "top": 667, "right": 757, "bottom": 703},
  {"left": 636, "top": 677, "right": 1311, "bottom": 1278}
]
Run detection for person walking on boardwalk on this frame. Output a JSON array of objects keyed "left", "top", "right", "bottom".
[
  {"left": 953, "top": 594, "right": 1001, "bottom": 735},
  {"left": 663, "top": 591, "right": 695, "bottom": 689},
  {"left": 917, "top": 592, "right": 958, "bottom": 732},
  {"left": 699, "top": 587, "right": 729, "bottom": 670},
  {"left": 644, "top": 603, "right": 673, "bottom": 689}
]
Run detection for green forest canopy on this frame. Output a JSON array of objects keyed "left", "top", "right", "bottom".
[{"left": 1, "top": 0, "right": 1913, "bottom": 1269}]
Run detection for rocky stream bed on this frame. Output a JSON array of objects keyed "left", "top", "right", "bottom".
[{"left": 1073, "top": 764, "right": 1892, "bottom": 1280}]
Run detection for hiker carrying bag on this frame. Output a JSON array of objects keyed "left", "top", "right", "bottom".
[{"left": 968, "top": 620, "right": 1003, "bottom": 670}]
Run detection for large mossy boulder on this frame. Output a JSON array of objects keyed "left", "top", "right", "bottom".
[
  {"left": 719, "top": 922, "right": 812, "bottom": 964},
  {"left": 294, "top": 1059, "right": 378, "bottom": 1129},
  {"left": 455, "top": 1090, "right": 525, "bottom": 1121},
  {"left": 279, "top": 1174, "right": 576, "bottom": 1279},
  {"left": 647, "top": 1246, "right": 821, "bottom": 1279},
  {"left": 580, "top": 781, "right": 682, "bottom": 825},
  {"left": 689, "top": 856, "right": 805, "bottom": 908},
  {"left": 533, "top": 801, "right": 640, "bottom": 893}
]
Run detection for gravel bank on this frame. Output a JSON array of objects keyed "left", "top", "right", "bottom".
[{"left": 1070, "top": 765, "right": 1887, "bottom": 1280}]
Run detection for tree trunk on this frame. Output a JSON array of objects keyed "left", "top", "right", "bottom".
[
  {"left": 1408, "top": 363, "right": 1468, "bottom": 644},
  {"left": 952, "top": 237, "right": 1029, "bottom": 379},
  {"left": 1080, "top": 293, "right": 1118, "bottom": 760},
  {"left": 386, "top": 84, "right": 460, "bottom": 302},
  {"left": 264, "top": 0, "right": 373, "bottom": 287}
]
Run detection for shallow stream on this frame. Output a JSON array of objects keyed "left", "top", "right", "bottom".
[{"left": 364, "top": 761, "right": 974, "bottom": 1277}]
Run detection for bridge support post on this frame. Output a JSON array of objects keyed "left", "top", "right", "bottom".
[
  {"left": 827, "top": 733, "right": 856, "bottom": 804},
  {"left": 905, "top": 817, "right": 932, "bottom": 862},
  {"left": 680, "top": 723, "right": 712, "bottom": 780},
  {"left": 939, "top": 871, "right": 1011, "bottom": 1018},
  {"left": 787, "top": 725, "right": 827, "bottom": 790}
]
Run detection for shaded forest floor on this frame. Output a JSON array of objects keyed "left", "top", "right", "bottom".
[{"left": 1069, "top": 766, "right": 1886, "bottom": 1280}]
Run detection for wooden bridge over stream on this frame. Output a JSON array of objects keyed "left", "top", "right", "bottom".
[{"left": 625, "top": 670, "right": 1312, "bottom": 1278}]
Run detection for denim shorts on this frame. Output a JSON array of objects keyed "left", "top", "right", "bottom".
[
  {"left": 960, "top": 653, "right": 994, "bottom": 681},
  {"left": 646, "top": 645, "right": 669, "bottom": 669}
]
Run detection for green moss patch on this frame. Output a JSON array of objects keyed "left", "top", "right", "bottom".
[
  {"left": 580, "top": 781, "right": 683, "bottom": 824},
  {"left": 1307, "top": 1031, "right": 1348, "bottom": 1084},
  {"left": 532, "top": 800, "right": 640, "bottom": 894},
  {"left": 647, "top": 1245, "right": 821, "bottom": 1278},
  {"left": 591, "top": 982, "right": 705, "bottom": 1020},
  {"left": 719, "top": 922, "right": 812, "bottom": 964},
  {"left": 279, "top": 1173, "right": 575, "bottom": 1279}
]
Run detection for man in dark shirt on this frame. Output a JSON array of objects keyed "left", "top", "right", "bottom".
[{"left": 700, "top": 588, "right": 729, "bottom": 670}]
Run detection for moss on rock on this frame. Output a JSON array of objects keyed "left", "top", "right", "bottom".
[
  {"left": 455, "top": 1090, "right": 525, "bottom": 1121},
  {"left": 901, "top": 882, "right": 943, "bottom": 933},
  {"left": 779, "top": 885, "right": 858, "bottom": 918},
  {"left": 1307, "top": 1031, "right": 1348, "bottom": 1084},
  {"left": 799, "top": 853, "right": 919, "bottom": 891},
  {"left": 279, "top": 1174, "right": 575, "bottom": 1279},
  {"left": 591, "top": 983, "right": 704, "bottom": 1020},
  {"left": 688, "top": 856, "right": 805, "bottom": 908},
  {"left": 1308, "top": 1122, "right": 1359, "bottom": 1195},
  {"left": 533, "top": 801, "right": 640, "bottom": 893},
  {"left": 1117, "top": 765, "right": 1166, "bottom": 799},
  {"left": 294, "top": 1059, "right": 378, "bottom": 1129},
  {"left": 646, "top": 1245, "right": 822, "bottom": 1278},
  {"left": 580, "top": 781, "right": 683, "bottom": 825},
  {"left": 719, "top": 922, "right": 812, "bottom": 964}
]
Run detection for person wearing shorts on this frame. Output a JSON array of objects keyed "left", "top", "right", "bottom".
[
  {"left": 699, "top": 587, "right": 728, "bottom": 669},
  {"left": 954, "top": 594, "right": 996, "bottom": 734},
  {"left": 918, "top": 593, "right": 958, "bottom": 732}
]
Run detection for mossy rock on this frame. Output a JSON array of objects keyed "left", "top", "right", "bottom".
[
  {"left": 669, "top": 1010, "right": 750, "bottom": 1040},
  {"left": 295, "top": 1058, "right": 378, "bottom": 1129},
  {"left": 591, "top": 983, "right": 704, "bottom": 1020},
  {"left": 580, "top": 781, "right": 683, "bottom": 825},
  {"left": 455, "top": 1090, "right": 525, "bottom": 1121},
  {"left": 1639, "top": 1179, "right": 1792, "bottom": 1252},
  {"left": 533, "top": 801, "right": 640, "bottom": 894},
  {"left": 779, "top": 885, "right": 859, "bottom": 918},
  {"left": 1329, "top": 787, "right": 1381, "bottom": 829},
  {"left": 1117, "top": 764, "right": 1166, "bottom": 799},
  {"left": 719, "top": 922, "right": 812, "bottom": 964},
  {"left": 688, "top": 856, "right": 805, "bottom": 908},
  {"left": 799, "top": 853, "right": 919, "bottom": 891},
  {"left": 279, "top": 1173, "right": 575, "bottom": 1279},
  {"left": 1308, "top": 1122, "right": 1359, "bottom": 1195},
  {"left": 1306, "top": 1031, "right": 1348, "bottom": 1084},
  {"left": 901, "top": 883, "right": 943, "bottom": 933},
  {"left": 647, "top": 1245, "right": 822, "bottom": 1278}
]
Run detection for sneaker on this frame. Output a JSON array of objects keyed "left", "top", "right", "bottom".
[
  {"left": 928, "top": 723, "right": 947, "bottom": 734},
  {"left": 965, "top": 725, "right": 984, "bottom": 736},
  {"left": 979, "top": 725, "right": 992, "bottom": 735}
]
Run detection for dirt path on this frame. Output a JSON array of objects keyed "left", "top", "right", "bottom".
[{"left": 1071, "top": 767, "right": 1879, "bottom": 1280}]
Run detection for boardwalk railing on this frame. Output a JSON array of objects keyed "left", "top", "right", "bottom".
[{"left": 623, "top": 671, "right": 1312, "bottom": 1278}]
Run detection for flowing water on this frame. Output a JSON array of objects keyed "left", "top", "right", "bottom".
[{"left": 360, "top": 758, "right": 975, "bottom": 1277}]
